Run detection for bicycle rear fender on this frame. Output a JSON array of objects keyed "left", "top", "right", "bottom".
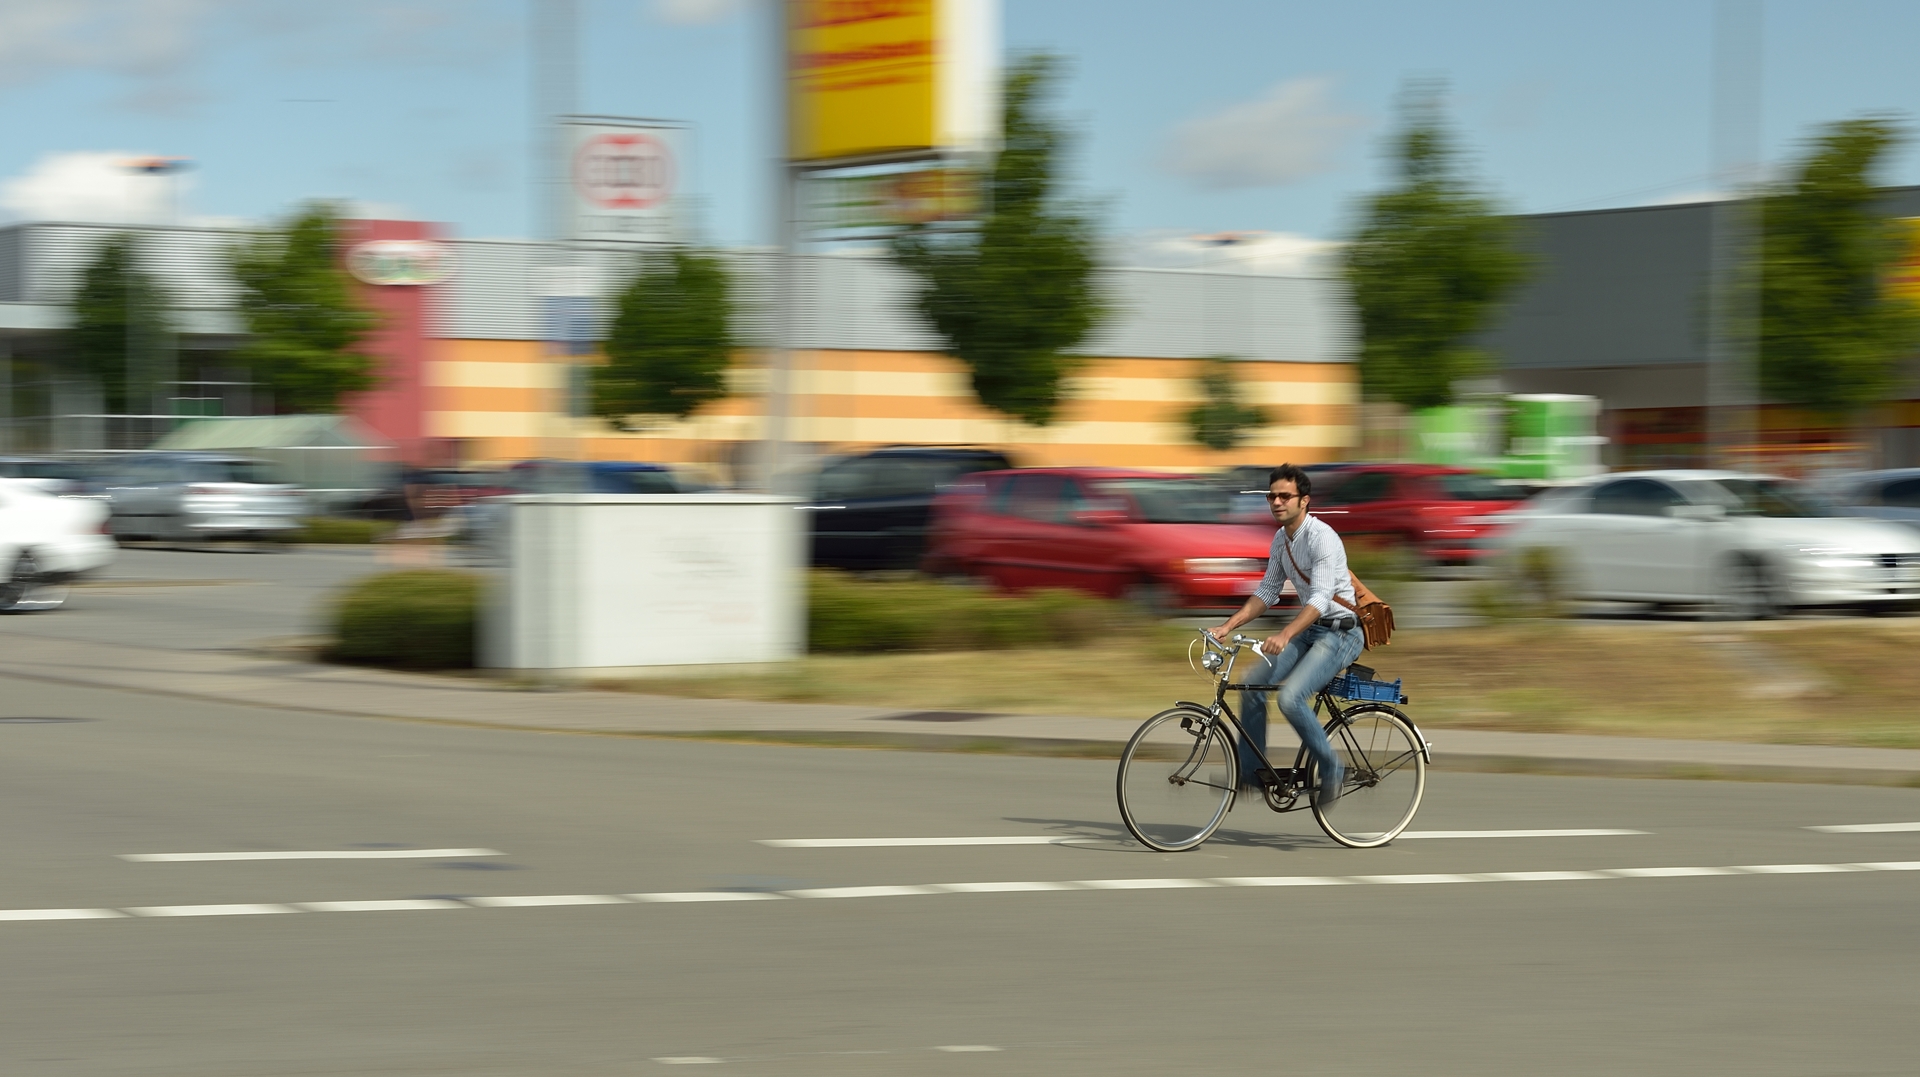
[{"left": 1337, "top": 702, "right": 1434, "bottom": 764}]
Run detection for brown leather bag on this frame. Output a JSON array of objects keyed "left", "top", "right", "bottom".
[{"left": 1281, "top": 535, "right": 1396, "bottom": 651}]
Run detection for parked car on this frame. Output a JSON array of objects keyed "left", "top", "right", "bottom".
[
  {"left": 497, "top": 459, "right": 708, "bottom": 496},
  {"left": 0, "top": 455, "right": 96, "bottom": 497},
  {"left": 96, "top": 452, "right": 307, "bottom": 543},
  {"left": 457, "top": 460, "right": 710, "bottom": 558},
  {"left": 1307, "top": 464, "right": 1525, "bottom": 565},
  {"left": 1213, "top": 462, "right": 1358, "bottom": 520},
  {"left": 806, "top": 446, "right": 1014, "bottom": 571},
  {"left": 1812, "top": 468, "right": 1920, "bottom": 533},
  {"left": 925, "top": 467, "right": 1285, "bottom": 613},
  {"left": 353, "top": 466, "right": 513, "bottom": 521},
  {"left": 1492, "top": 469, "right": 1920, "bottom": 616},
  {"left": 0, "top": 478, "right": 116, "bottom": 611}
]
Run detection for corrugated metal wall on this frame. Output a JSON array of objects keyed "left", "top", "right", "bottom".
[{"left": 0, "top": 222, "right": 1356, "bottom": 364}]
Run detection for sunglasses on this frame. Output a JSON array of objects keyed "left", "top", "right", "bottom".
[{"left": 1263, "top": 492, "right": 1304, "bottom": 504}]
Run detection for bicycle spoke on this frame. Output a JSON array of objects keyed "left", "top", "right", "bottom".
[
  {"left": 1118, "top": 709, "right": 1237, "bottom": 852},
  {"left": 1311, "top": 709, "right": 1427, "bottom": 849}
]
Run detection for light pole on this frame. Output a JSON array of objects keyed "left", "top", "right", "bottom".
[
  {"left": 1706, "top": 0, "right": 1762, "bottom": 471},
  {"left": 124, "top": 156, "right": 192, "bottom": 444}
]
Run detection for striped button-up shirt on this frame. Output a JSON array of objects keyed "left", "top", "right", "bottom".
[{"left": 1253, "top": 514, "right": 1355, "bottom": 618}]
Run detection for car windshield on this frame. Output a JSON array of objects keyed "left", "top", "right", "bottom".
[
  {"left": 183, "top": 459, "right": 281, "bottom": 484},
  {"left": 1709, "top": 478, "right": 1837, "bottom": 518},
  {"left": 592, "top": 468, "right": 680, "bottom": 494},
  {"left": 1436, "top": 473, "right": 1513, "bottom": 501},
  {"left": 1095, "top": 479, "right": 1237, "bottom": 524}
]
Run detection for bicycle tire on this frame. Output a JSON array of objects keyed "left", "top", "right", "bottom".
[
  {"left": 1116, "top": 706, "right": 1238, "bottom": 852},
  {"left": 1297, "top": 704, "right": 1426, "bottom": 849}
]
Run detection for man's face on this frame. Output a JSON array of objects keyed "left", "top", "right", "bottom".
[{"left": 1268, "top": 478, "right": 1308, "bottom": 527}]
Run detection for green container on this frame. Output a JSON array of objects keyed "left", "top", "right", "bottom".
[
  {"left": 1498, "top": 395, "right": 1603, "bottom": 480},
  {"left": 1412, "top": 405, "right": 1500, "bottom": 469}
]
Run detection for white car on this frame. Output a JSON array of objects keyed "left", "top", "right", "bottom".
[
  {"left": 1492, "top": 470, "right": 1920, "bottom": 616},
  {"left": 0, "top": 479, "right": 117, "bottom": 612}
]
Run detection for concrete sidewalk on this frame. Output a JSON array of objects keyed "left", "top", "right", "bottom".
[{"left": 4, "top": 633, "right": 1919, "bottom": 786}]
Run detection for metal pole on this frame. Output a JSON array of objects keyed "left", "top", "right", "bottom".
[
  {"left": 534, "top": 0, "right": 579, "bottom": 464},
  {"left": 1706, "top": 0, "right": 1762, "bottom": 471},
  {"left": 0, "top": 338, "right": 11, "bottom": 454},
  {"left": 761, "top": 0, "right": 797, "bottom": 494}
]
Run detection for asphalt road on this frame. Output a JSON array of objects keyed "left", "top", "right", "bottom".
[
  {"left": 3, "top": 670, "right": 1919, "bottom": 1077},
  {"left": 16, "top": 545, "right": 398, "bottom": 651}
]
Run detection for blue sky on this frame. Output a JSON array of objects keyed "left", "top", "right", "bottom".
[{"left": 4, "top": 0, "right": 1920, "bottom": 263}]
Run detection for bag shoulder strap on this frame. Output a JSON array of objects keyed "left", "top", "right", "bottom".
[{"left": 1279, "top": 525, "right": 1360, "bottom": 615}]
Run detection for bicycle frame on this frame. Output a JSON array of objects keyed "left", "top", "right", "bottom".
[{"left": 1181, "top": 633, "right": 1432, "bottom": 812}]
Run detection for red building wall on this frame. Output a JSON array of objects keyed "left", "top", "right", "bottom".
[{"left": 338, "top": 219, "right": 441, "bottom": 464}]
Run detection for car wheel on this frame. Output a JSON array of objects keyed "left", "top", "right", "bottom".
[
  {"left": 0, "top": 550, "right": 68, "bottom": 613},
  {"left": 1712, "top": 557, "right": 1775, "bottom": 621}
]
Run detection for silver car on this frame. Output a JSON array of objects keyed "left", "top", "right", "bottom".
[
  {"left": 1492, "top": 469, "right": 1920, "bottom": 616},
  {"left": 1812, "top": 468, "right": 1920, "bottom": 534},
  {"left": 99, "top": 452, "right": 307, "bottom": 543}
]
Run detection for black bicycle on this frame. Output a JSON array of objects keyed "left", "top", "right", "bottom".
[{"left": 1116, "top": 630, "right": 1432, "bottom": 851}]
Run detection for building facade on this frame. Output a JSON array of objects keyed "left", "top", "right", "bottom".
[
  {"left": 0, "top": 220, "right": 1359, "bottom": 480},
  {"left": 1479, "top": 187, "right": 1920, "bottom": 471}
]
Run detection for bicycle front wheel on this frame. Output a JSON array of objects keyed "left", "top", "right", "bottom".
[
  {"left": 1304, "top": 705, "right": 1427, "bottom": 849},
  {"left": 1117, "top": 707, "right": 1238, "bottom": 852}
]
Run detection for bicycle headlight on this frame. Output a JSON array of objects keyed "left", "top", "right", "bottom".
[{"left": 1201, "top": 651, "right": 1224, "bottom": 671}]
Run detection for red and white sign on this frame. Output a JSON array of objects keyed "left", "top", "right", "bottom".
[
  {"left": 575, "top": 133, "right": 673, "bottom": 209},
  {"left": 566, "top": 119, "right": 685, "bottom": 245},
  {"left": 346, "top": 239, "right": 452, "bottom": 286}
]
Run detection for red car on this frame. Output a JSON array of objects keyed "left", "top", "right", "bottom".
[
  {"left": 1309, "top": 464, "right": 1523, "bottom": 563},
  {"left": 924, "top": 468, "right": 1288, "bottom": 613}
]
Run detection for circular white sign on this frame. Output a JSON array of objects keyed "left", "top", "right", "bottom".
[
  {"left": 347, "top": 240, "right": 451, "bottom": 286},
  {"left": 574, "top": 132, "right": 674, "bottom": 210}
]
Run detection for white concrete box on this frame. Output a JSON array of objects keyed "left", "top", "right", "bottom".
[{"left": 485, "top": 494, "right": 804, "bottom": 677}]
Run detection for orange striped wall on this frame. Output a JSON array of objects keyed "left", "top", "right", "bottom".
[{"left": 424, "top": 341, "right": 1358, "bottom": 477}]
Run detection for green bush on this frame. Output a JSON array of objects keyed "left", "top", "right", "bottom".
[
  {"left": 808, "top": 571, "right": 1138, "bottom": 652},
  {"left": 1344, "top": 535, "right": 1420, "bottom": 584},
  {"left": 1471, "top": 546, "right": 1567, "bottom": 623},
  {"left": 297, "top": 516, "right": 397, "bottom": 544},
  {"left": 328, "top": 570, "right": 480, "bottom": 668}
]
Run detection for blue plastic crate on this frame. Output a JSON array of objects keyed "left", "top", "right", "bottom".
[{"left": 1327, "top": 674, "right": 1404, "bottom": 703}]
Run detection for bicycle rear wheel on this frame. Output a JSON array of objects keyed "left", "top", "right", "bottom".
[
  {"left": 1117, "top": 707, "right": 1238, "bottom": 852},
  {"left": 1303, "top": 705, "right": 1426, "bottom": 849}
]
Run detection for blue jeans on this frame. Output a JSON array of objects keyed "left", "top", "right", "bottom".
[{"left": 1235, "top": 623, "right": 1365, "bottom": 788}]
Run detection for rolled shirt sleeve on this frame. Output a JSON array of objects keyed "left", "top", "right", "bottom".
[{"left": 1252, "top": 531, "right": 1290, "bottom": 608}]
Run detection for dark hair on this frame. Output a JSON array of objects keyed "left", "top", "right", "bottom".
[{"left": 1268, "top": 463, "right": 1311, "bottom": 498}]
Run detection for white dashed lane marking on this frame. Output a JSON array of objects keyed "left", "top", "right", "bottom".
[
  {"left": 1807, "top": 822, "right": 1920, "bottom": 833},
  {"left": 758, "top": 829, "right": 1648, "bottom": 848},
  {"left": 120, "top": 848, "right": 503, "bottom": 862},
  {"left": 0, "top": 861, "right": 1914, "bottom": 925}
]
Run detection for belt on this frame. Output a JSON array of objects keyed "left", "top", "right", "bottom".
[{"left": 1317, "top": 615, "right": 1356, "bottom": 631}]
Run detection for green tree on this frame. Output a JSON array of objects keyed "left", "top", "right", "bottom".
[
  {"left": 890, "top": 53, "right": 1106, "bottom": 426},
  {"left": 69, "top": 233, "right": 173, "bottom": 415},
  {"left": 229, "top": 203, "right": 379, "bottom": 413},
  {"left": 1184, "top": 357, "right": 1270, "bottom": 451},
  {"left": 1344, "top": 82, "right": 1529, "bottom": 410},
  {"left": 1757, "top": 118, "right": 1920, "bottom": 417},
  {"left": 591, "top": 249, "right": 735, "bottom": 423}
]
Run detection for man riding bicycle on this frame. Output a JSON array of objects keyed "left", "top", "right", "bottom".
[{"left": 1207, "top": 464, "right": 1364, "bottom": 810}]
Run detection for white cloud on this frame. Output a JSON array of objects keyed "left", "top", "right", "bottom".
[
  {"left": 0, "top": 1, "right": 511, "bottom": 110},
  {"left": 0, "top": 151, "right": 195, "bottom": 224},
  {"left": 0, "top": 0, "right": 217, "bottom": 101},
  {"left": 649, "top": 0, "right": 747, "bottom": 25},
  {"left": 1161, "top": 77, "right": 1366, "bottom": 190},
  {"left": 1123, "top": 230, "right": 1343, "bottom": 278}
]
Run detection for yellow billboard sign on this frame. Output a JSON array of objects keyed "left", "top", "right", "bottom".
[{"left": 788, "top": 0, "right": 996, "bottom": 166}]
